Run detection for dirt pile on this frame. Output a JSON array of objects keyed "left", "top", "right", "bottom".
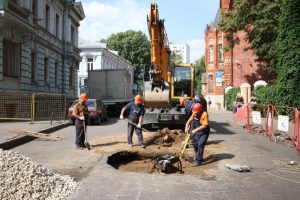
[{"left": 0, "top": 149, "right": 78, "bottom": 200}]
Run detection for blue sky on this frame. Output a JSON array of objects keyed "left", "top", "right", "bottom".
[{"left": 79, "top": 0, "right": 220, "bottom": 62}]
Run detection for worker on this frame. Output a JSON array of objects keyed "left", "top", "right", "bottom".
[
  {"left": 184, "top": 103, "right": 210, "bottom": 167},
  {"left": 72, "top": 93, "right": 89, "bottom": 150},
  {"left": 179, "top": 97, "right": 188, "bottom": 106},
  {"left": 184, "top": 95, "right": 201, "bottom": 119},
  {"left": 199, "top": 94, "right": 208, "bottom": 112},
  {"left": 120, "top": 95, "right": 146, "bottom": 148}
]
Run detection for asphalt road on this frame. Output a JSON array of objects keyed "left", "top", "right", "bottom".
[{"left": 10, "top": 113, "right": 300, "bottom": 200}]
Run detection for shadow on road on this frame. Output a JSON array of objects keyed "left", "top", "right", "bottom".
[
  {"left": 202, "top": 153, "right": 235, "bottom": 165},
  {"left": 92, "top": 141, "right": 127, "bottom": 148},
  {"left": 210, "top": 121, "right": 237, "bottom": 135},
  {"left": 206, "top": 140, "right": 224, "bottom": 145}
]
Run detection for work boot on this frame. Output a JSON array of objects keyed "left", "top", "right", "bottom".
[
  {"left": 192, "top": 161, "right": 200, "bottom": 167},
  {"left": 76, "top": 146, "right": 84, "bottom": 150},
  {"left": 128, "top": 143, "right": 133, "bottom": 148},
  {"left": 141, "top": 144, "right": 146, "bottom": 148}
]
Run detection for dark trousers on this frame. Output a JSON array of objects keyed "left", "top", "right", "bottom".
[
  {"left": 75, "top": 119, "right": 85, "bottom": 147},
  {"left": 192, "top": 133, "right": 209, "bottom": 164},
  {"left": 127, "top": 123, "right": 143, "bottom": 145}
]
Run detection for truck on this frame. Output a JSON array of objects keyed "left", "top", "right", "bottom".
[
  {"left": 143, "top": 3, "right": 194, "bottom": 127},
  {"left": 88, "top": 69, "right": 133, "bottom": 116}
]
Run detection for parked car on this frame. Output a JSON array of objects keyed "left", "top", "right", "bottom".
[{"left": 68, "top": 99, "right": 108, "bottom": 125}]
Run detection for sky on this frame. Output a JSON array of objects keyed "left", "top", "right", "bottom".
[{"left": 79, "top": 0, "right": 220, "bottom": 63}]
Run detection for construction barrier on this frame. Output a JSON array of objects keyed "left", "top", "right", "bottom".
[
  {"left": 0, "top": 93, "right": 66, "bottom": 123},
  {"left": 234, "top": 104, "right": 300, "bottom": 153}
]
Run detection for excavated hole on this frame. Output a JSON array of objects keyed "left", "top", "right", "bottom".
[{"left": 107, "top": 151, "right": 183, "bottom": 174}]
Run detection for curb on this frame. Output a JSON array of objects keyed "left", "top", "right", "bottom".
[{"left": 0, "top": 123, "right": 69, "bottom": 150}]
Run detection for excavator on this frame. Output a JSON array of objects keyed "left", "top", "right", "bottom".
[{"left": 143, "top": 3, "right": 194, "bottom": 127}]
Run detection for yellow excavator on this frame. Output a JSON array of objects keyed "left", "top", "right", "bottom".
[{"left": 143, "top": 3, "right": 194, "bottom": 127}]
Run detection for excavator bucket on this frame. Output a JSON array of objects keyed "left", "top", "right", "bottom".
[{"left": 144, "top": 81, "right": 171, "bottom": 108}]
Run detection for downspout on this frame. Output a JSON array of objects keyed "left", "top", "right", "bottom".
[{"left": 62, "top": 2, "right": 68, "bottom": 94}]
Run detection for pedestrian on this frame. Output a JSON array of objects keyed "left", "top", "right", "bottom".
[
  {"left": 120, "top": 95, "right": 146, "bottom": 148},
  {"left": 233, "top": 93, "right": 244, "bottom": 113},
  {"left": 179, "top": 97, "right": 188, "bottom": 107},
  {"left": 250, "top": 93, "right": 258, "bottom": 110},
  {"left": 72, "top": 93, "right": 89, "bottom": 150},
  {"left": 208, "top": 97, "right": 212, "bottom": 108},
  {"left": 184, "top": 103, "right": 210, "bottom": 167}
]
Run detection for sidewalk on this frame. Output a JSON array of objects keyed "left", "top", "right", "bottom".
[{"left": 0, "top": 120, "right": 68, "bottom": 150}]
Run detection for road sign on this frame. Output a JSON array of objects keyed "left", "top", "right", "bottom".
[{"left": 216, "top": 71, "right": 222, "bottom": 87}]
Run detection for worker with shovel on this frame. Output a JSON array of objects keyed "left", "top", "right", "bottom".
[
  {"left": 185, "top": 103, "right": 210, "bottom": 167},
  {"left": 72, "top": 93, "right": 89, "bottom": 150},
  {"left": 120, "top": 95, "right": 146, "bottom": 148}
]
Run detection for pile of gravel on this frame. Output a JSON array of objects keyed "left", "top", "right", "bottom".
[{"left": 0, "top": 149, "right": 78, "bottom": 200}]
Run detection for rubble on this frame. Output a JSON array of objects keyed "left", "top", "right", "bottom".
[{"left": 0, "top": 149, "right": 78, "bottom": 200}]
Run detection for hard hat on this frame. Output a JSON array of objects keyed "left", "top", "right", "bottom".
[
  {"left": 194, "top": 95, "right": 200, "bottom": 101},
  {"left": 179, "top": 97, "right": 186, "bottom": 106},
  {"left": 134, "top": 95, "right": 143, "bottom": 105},
  {"left": 192, "top": 103, "right": 202, "bottom": 113},
  {"left": 80, "top": 93, "right": 88, "bottom": 100}
]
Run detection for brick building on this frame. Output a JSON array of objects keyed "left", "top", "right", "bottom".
[{"left": 204, "top": 0, "right": 269, "bottom": 108}]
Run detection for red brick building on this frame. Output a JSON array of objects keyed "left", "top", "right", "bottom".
[{"left": 204, "top": 0, "right": 268, "bottom": 108}]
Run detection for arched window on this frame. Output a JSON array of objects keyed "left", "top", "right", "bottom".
[
  {"left": 209, "top": 45, "right": 214, "bottom": 63},
  {"left": 208, "top": 75, "right": 214, "bottom": 93}
]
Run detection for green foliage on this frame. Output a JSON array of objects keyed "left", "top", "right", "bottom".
[
  {"left": 225, "top": 87, "right": 240, "bottom": 111},
  {"left": 170, "top": 52, "right": 183, "bottom": 64},
  {"left": 219, "top": 0, "right": 281, "bottom": 70},
  {"left": 193, "top": 55, "right": 205, "bottom": 95},
  {"left": 104, "top": 30, "right": 150, "bottom": 87}
]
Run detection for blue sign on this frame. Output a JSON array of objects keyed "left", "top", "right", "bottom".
[{"left": 216, "top": 71, "right": 223, "bottom": 86}]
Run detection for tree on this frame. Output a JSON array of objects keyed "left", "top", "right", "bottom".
[
  {"left": 103, "top": 30, "right": 150, "bottom": 87},
  {"left": 270, "top": 0, "right": 300, "bottom": 108},
  {"left": 193, "top": 55, "right": 206, "bottom": 95},
  {"left": 219, "top": 0, "right": 282, "bottom": 71},
  {"left": 170, "top": 52, "right": 183, "bottom": 64}
]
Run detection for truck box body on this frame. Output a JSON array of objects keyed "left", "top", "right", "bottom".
[{"left": 88, "top": 69, "right": 133, "bottom": 104}]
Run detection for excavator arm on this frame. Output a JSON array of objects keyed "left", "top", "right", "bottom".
[{"left": 145, "top": 3, "right": 171, "bottom": 108}]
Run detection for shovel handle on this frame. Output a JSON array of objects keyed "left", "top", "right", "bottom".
[{"left": 127, "top": 120, "right": 150, "bottom": 132}]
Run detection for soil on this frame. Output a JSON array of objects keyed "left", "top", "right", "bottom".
[{"left": 91, "top": 128, "right": 224, "bottom": 178}]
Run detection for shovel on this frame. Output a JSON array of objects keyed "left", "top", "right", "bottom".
[
  {"left": 179, "top": 131, "right": 191, "bottom": 160},
  {"left": 126, "top": 119, "right": 150, "bottom": 132},
  {"left": 83, "top": 121, "right": 91, "bottom": 150}
]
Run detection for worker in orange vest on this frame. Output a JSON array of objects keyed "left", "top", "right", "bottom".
[{"left": 185, "top": 103, "right": 210, "bottom": 167}]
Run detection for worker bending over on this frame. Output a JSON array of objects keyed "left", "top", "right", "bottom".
[
  {"left": 120, "top": 95, "right": 146, "bottom": 148},
  {"left": 72, "top": 93, "right": 89, "bottom": 150},
  {"left": 185, "top": 103, "right": 210, "bottom": 167}
]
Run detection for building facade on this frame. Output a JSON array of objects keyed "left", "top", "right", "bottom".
[
  {"left": 0, "top": 0, "right": 85, "bottom": 99},
  {"left": 78, "top": 42, "right": 134, "bottom": 95},
  {"left": 204, "top": 0, "right": 269, "bottom": 108},
  {"left": 169, "top": 42, "right": 190, "bottom": 63}
]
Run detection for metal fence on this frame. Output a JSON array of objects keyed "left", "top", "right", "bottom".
[
  {"left": 0, "top": 93, "right": 66, "bottom": 123},
  {"left": 234, "top": 103, "right": 300, "bottom": 154}
]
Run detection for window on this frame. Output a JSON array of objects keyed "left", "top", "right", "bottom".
[
  {"left": 3, "top": 38, "right": 20, "bottom": 78},
  {"left": 44, "top": 57, "right": 49, "bottom": 85},
  {"left": 69, "top": 67, "right": 74, "bottom": 87},
  {"left": 55, "top": 14, "right": 60, "bottom": 38},
  {"left": 71, "top": 25, "right": 75, "bottom": 45},
  {"left": 208, "top": 75, "right": 214, "bottom": 93},
  {"left": 55, "top": 61, "right": 59, "bottom": 86},
  {"left": 87, "top": 58, "right": 93, "bottom": 71},
  {"left": 45, "top": 4, "right": 50, "bottom": 31},
  {"left": 31, "top": 51, "right": 37, "bottom": 81},
  {"left": 218, "top": 44, "right": 224, "bottom": 62},
  {"left": 209, "top": 45, "right": 214, "bottom": 63},
  {"left": 32, "top": 0, "right": 38, "bottom": 18}
]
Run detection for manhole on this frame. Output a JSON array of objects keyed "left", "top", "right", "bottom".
[{"left": 107, "top": 151, "right": 183, "bottom": 174}]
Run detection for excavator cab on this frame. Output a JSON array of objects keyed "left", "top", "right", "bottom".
[{"left": 171, "top": 63, "right": 194, "bottom": 102}]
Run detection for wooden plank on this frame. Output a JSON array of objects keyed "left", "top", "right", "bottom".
[{"left": 9, "top": 130, "right": 63, "bottom": 141}]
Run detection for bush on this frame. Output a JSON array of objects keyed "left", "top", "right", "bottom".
[{"left": 225, "top": 87, "right": 240, "bottom": 111}]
